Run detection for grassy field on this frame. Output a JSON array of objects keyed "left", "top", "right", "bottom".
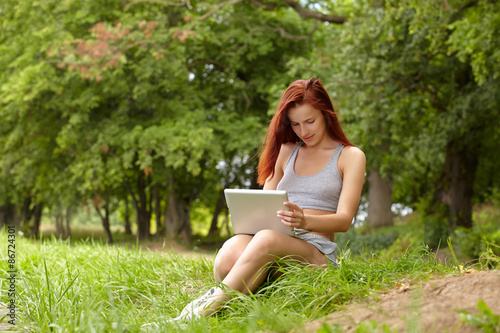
[{"left": 4, "top": 232, "right": 492, "bottom": 333}]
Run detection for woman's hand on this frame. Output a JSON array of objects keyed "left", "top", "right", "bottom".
[{"left": 277, "top": 202, "right": 308, "bottom": 230}]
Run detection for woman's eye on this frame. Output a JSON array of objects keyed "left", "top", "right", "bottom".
[
  {"left": 291, "top": 123, "right": 299, "bottom": 127},
  {"left": 307, "top": 120, "right": 315, "bottom": 124}
]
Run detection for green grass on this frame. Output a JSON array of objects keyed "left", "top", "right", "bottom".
[
  {"left": 2, "top": 232, "right": 482, "bottom": 333},
  {"left": 458, "top": 300, "right": 500, "bottom": 333}
]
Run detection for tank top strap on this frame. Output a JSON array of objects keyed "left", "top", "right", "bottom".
[
  {"left": 283, "top": 142, "right": 303, "bottom": 172},
  {"left": 326, "top": 143, "right": 345, "bottom": 176},
  {"left": 331, "top": 143, "right": 345, "bottom": 162}
]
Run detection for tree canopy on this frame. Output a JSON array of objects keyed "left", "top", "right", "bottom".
[{"left": 1, "top": 0, "right": 499, "bottom": 244}]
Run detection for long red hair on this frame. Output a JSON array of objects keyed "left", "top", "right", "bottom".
[{"left": 257, "top": 78, "right": 353, "bottom": 185}]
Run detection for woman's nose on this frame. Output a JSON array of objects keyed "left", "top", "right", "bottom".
[{"left": 300, "top": 125, "right": 308, "bottom": 136}]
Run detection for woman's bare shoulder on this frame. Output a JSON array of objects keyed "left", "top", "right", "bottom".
[
  {"left": 281, "top": 142, "right": 297, "bottom": 153},
  {"left": 277, "top": 142, "right": 298, "bottom": 167},
  {"left": 339, "top": 145, "right": 366, "bottom": 172},
  {"left": 341, "top": 145, "right": 365, "bottom": 160}
]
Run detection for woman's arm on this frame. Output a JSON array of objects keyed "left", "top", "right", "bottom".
[{"left": 278, "top": 146, "right": 366, "bottom": 233}]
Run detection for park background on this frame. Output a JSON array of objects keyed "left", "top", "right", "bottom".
[{"left": 1, "top": 0, "right": 499, "bottom": 332}]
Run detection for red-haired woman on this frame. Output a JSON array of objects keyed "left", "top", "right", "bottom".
[{"left": 175, "top": 78, "right": 365, "bottom": 321}]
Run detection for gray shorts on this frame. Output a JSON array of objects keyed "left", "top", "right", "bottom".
[{"left": 295, "top": 232, "right": 338, "bottom": 268}]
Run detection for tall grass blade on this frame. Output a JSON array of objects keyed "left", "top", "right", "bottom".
[
  {"left": 43, "top": 254, "right": 52, "bottom": 312},
  {"left": 447, "top": 238, "right": 460, "bottom": 267}
]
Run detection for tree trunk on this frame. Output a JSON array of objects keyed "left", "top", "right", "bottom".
[
  {"left": 14, "top": 206, "right": 21, "bottom": 229},
  {"left": 126, "top": 174, "right": 152, "bottom": 241},
  {"left": 366, "top": 170, "right": 393, "bottom": 228},
  {"left": 64, "top": 206, "right": 71, "bottom": 239},
  {"left": 95, "top": 201, "right": 113, "bottom": 243},
  {"left": 207, "top": 189, "right": 226, "bottom": 237},
  {"left": 164, "top": 176, "right": 192, "bottom": 244},
  {"left": 153, "top": 184, "right": 163, "bottom": 235},
  {"left": 0, "top": 207, "right": 4, "bottom": 230},
  {"left": 20, "top": 197, "right": 32, "bottom": 230},
  {"left": 0, "top": 204, "right": 16, "bottom": 229},
  {"left": 30, "top": 203, "right": 42, "bottom": 239},
  {"left": 103, "top": 204, "right": 113, "bottom": 243},
  {"left": 165, "top": 193, "right": 192, "bottom": 244},
  {"left": 137, "top": 173, "right": 151, "bottom": 240},
  {"left": 147, "top": 180, "right": 153, "bottom": 236},
  {"left": 124, "top": 195, "right": 132, "bottom": 235},
  {"left": 436, "top": 139, "right": 478, "bottom": 230},
  {"left": 55, "top": 213, "right": 65, "bottom": 238}
]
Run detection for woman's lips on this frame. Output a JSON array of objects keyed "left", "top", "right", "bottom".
[{"left": 303, "top": 135, "right": 314, "bottom": 141}]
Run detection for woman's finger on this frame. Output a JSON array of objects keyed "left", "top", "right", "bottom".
[
  {"left": 284, "top": 201, "right": 302, "bottom": 212},
  {"left": 277, "top": 210, "right": 294, "bottom": 218}
]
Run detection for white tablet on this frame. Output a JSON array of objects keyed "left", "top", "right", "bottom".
[{"left": 224, "top": 189, "right": 294, "bottom": 236}]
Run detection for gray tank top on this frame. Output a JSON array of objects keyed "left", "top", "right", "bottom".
[{"left": 277, "top": 142, "right": 344, "bottom": 212}]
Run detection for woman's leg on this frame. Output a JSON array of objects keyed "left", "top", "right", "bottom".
[
  {"left": 213, "top": 234, "right": 253, "bottom": 284},
  {"left": 169, "top": 235, "right": 253, "bottom": 322},
  {"left": 203, "top": 229, "right": 328, "bottom": 315}
]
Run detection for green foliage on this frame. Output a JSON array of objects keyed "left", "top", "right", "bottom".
[
  {"left": 1, "top": 0, "right": 321, "bottom": 237},
  {"left": 478, "top": 247, "right": 500, "bottom": 271},
  {"left": 458, "top": 300, "right": 500, "bottom": 333},
  {"left": 447, "top": 1, "right": 500, "bottom": 86},
  {"left": 317, "top": 322, "right": 341, "bottom": 333},
  {"left": 336, "top": 203, "right": 500, "bottom": 267},
  {"left": 1, "top": 0, "right": 500, "bottom": 246},
  {"left": 322, "top": 0, "right": 500, "bottom": 235},
  {"left": 454, "top": 227, "right": 500, "bottom": 261},
  {"left": 417, "top": 202, "right": 450, "bottom": 249},
  {"left": 354, "top": 320, "right": 399, "bottom": 333},
  {"left": 452, "top": 206, "right": 500, "bottom": 259},
  {"left": 336, "top": 226, "right": 400, "bottom": 254}
]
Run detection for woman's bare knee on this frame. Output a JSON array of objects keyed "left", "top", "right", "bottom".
[
  {"left": 247, "top": 230, "right": 281, "bottom": 255},
  {"left": 213, "top": 235, "right": 252, "bottom": 283},
  {"left": 248, "top": 230, "right": 325, "bottom": 266}
]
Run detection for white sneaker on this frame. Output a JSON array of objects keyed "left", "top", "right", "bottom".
[
  {"left": 141, "top": 287, "right": 220, "bottom": 328},
  {"left": 173, "top": 286, "right": 220, "bottom": 322}
]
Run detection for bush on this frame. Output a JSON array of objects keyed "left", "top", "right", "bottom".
[
  {"left": 336, "top": 226, "right": 400, "bottom": 255},
  {"left": 452, "top": 206, "right": 500, "bottom": 259}
]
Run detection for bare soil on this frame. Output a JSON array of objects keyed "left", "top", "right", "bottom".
[
  {"left": 302, "top": 269, "right": 500, "bottom": 333},
  {"left": 138, "top": 239, "right": 216, "bottom": 259}
]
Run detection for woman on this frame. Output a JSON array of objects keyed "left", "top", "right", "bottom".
[{"left": 175, "top": 78, "right": 365, "bottom": 321}]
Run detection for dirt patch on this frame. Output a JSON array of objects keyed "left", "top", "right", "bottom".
[
  {"left": 303, "top": 270, "right": 500, "bottom": 332},
  {"left": 137, "top": 239, "right": 215, "bottom": 259},
  {"left": 138, "top": 239, "right": 193, "bottom": 253}
]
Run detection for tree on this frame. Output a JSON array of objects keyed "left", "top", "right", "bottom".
[
  {"left": 322, "top": 0, "right": 500, "bottom": 241},
  {"left": 0, "top": 0, "right": 318, "bottom": 241},
  {"left": 3, "top": 0, "right": 497, "bottom": 245}
]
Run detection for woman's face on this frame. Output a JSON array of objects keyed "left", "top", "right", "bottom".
[{"left": 287, "top": 104, "right": 328, "bottom": 147}]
